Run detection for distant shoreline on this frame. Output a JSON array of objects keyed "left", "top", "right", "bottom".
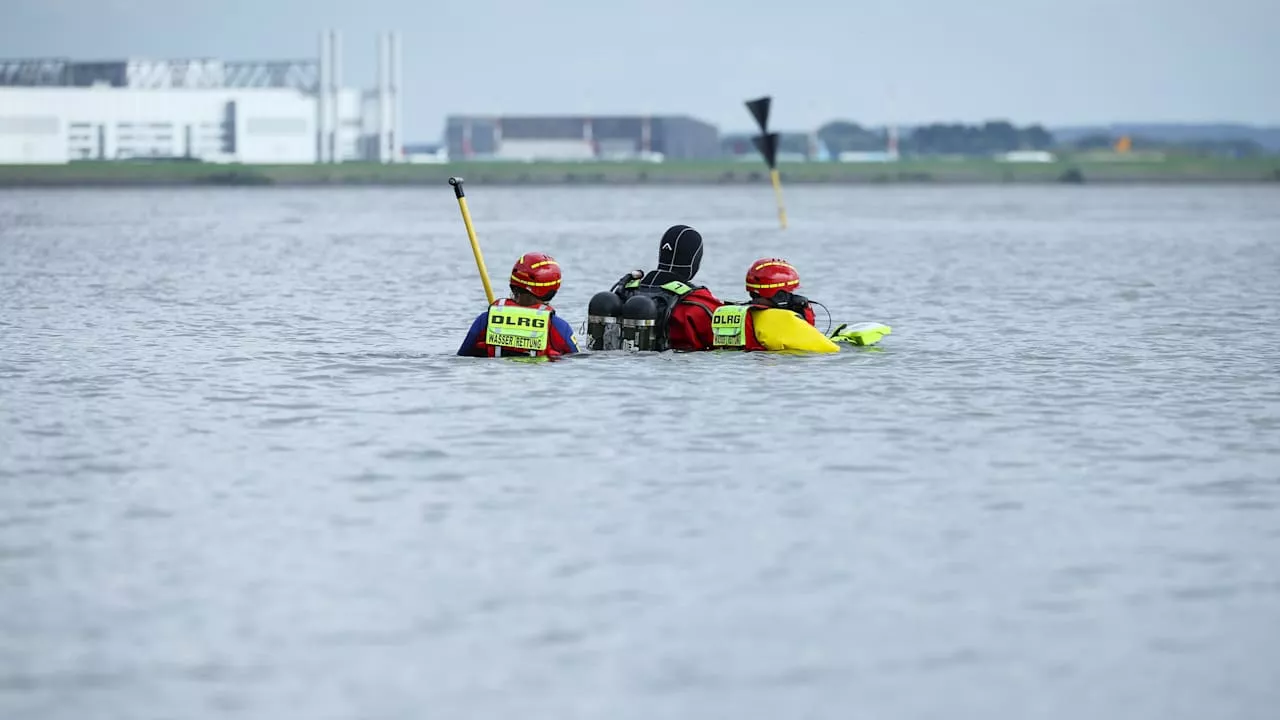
[{"left": 1, "top": 158, "right": 1277, "bottom": 188}]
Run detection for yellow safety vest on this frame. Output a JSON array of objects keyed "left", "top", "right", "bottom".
[
  {"left": 485, "top": 300, "right": 551, "bottom": 354},
  {"left": 711, "top": 305, "right": 748, "bottom": 347}
]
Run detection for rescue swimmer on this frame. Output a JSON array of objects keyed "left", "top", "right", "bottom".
[
  {"left": 710, "top": 258, "right": 840, "bottom": 353},
  {"left": 457, "top": 252, "right": 581, "bottom": 358}
]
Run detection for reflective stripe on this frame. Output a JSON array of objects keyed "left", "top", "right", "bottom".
[
  {"left": 485, "top": 300, "right": 551, "bottom": 352},
  {"left": 511, "top": 274, "right": 561, "bottom": 288},
  {"left": 711, "top": 305, "right": 747, "bottom": 347},
  {"left": 749, "top": 260, "right": 797, "bottom": 273},
  {"left": 746, "top": 279, "right": 800, "bottom": 291}
]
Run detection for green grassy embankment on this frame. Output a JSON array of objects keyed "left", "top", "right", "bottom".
[{"left": 0, "top": 157, "right": 1277, "bottom": 187}]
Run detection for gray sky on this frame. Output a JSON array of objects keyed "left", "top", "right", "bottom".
[{"left": 5, "top": 0, "right": 1277, "bottom": 141}]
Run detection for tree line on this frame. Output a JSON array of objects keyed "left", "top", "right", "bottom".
[
  {"left": 1069, "top": 134, "right": 1266, "bottom": 158},
  {"left": 815, "top": 121, "right": 1268, "bottom": 158},
  {"left": 818, "top": 120, "right": 1052, "bottom": 156}
]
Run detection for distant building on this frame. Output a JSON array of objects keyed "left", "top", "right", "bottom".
[
  {"left": 444, "top": 115, "right": 720, "bottom": 161},
  {"left": 402, "top": 142, "right": 447, "bottom": 164},
  {"left": 0, "top": 31, "right": 404, "bottom": 165},
  {"left": 721, "top": 131, "right": 831, "bottom": 162},
  {"left": 995, "top": 150, "right": 1057, "bottom": 163},
  {"left": 838, "top": 151, "right": 899, "bottom": 163}
]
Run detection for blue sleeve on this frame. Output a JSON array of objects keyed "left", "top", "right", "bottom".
[
  {"left": 456, "top": 313, "right": 488, "bottom": 356},
  {"left": 552, "top": 315, "right": 581, "bottom": 353}
]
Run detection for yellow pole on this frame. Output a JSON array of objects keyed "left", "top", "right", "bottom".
[
  {"left": 448, "top": 176, "right": 495, "bottom": 305},
  {"left": 769, "top": 168, "right": 788, "bottom": 230}
]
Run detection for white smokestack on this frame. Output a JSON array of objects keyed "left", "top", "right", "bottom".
[
  {"left": 317, "top": 31, "right": 330, "bottom": 163},
  {"left": 330, "top": 29, "right": 342, "bottom": 164},
  {"left": 389, "top": 31, "right": 402, "bottom": 163},
  {"left": 377, "top": 32, "right": 391, "bottom": 162}
]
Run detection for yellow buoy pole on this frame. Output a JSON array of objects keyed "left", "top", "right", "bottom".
[
  {"left": 769, "top": 167, "right": 788, "bottom": 230},
  {"left": 745, "top": 97, "right": 787, "bottom": 230},
  {"left": 448, "top": 176, "right": 495, "bottom": 305}
]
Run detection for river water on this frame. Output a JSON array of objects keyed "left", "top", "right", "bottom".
[{"left": 2, "top": 184, "right": 1278, "bottom": 720}]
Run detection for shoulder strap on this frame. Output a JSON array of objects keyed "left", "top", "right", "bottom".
[{"left": 660, "top": 280, "right": 701, "bottom": 296}]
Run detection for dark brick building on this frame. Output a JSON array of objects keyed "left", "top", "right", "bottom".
[{"left": 443, "top": 114, "right": 720, "bottom": 160}]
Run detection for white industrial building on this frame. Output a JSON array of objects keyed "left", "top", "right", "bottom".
[{"left": 0, "top": 30, "right": 403, "bottom": 165}]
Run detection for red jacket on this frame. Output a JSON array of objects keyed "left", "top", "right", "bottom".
[
  {"left": 667, "top": 287, "right": 724, "bottom": 351},
  {"left": 799, "top": 304, "right": 816, "bottom": 327}
]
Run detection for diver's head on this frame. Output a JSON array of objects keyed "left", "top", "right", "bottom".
[
  {"left": 745, "top": 257, "right": 803, "bottom": 307},
  {"left": 508, "top": 252, "right": 561, "bottom": 304},
  {"left": 656, "top": 224, "right": 703, "bottom": 281}
]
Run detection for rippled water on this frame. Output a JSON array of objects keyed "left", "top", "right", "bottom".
[{"left": 2, "top": 184, "right": 1279, "bottom": 720}]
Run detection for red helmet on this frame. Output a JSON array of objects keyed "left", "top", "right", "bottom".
[
  {"left": 509, "top": 252, "right": 562, "bottom": 300},
  {"left": 745, "top": 258, "right": 801, "bottom": 299}
]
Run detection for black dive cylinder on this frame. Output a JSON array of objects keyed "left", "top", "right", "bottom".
[
  {"left": 621, "top": 295, "right": 659, "bottom": 352},
  {"left": 586, "top": 291, "right": 623, "bottom": 351}
]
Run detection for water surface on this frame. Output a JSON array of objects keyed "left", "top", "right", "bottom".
[{"left": 2, "top": 184, "right": 1279, "bottom": 720}]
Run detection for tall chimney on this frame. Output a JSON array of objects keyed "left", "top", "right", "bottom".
[
  {"left": 330, "top": 30, "right": 342, "bottom": 164},
  {"left": 317, "top": 32, "right": 330, "bottom": 162},
  {"left": 376, "top": 32, "right": 386, "bottom": 161},
  {"left": 389, "top": 31, "right": 402, "bottom": 163}
]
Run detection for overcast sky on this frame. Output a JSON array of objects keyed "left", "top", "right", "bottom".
[{"left": 5, "top": 0, "right": 1277, "bottom": 141}]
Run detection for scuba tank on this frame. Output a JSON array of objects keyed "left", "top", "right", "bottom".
[
  {"left": 586, "top": 291, "right": 623, "bottom": 351},
  {"left": 621, "top": 295, "right": 659, "bottom": 352}
]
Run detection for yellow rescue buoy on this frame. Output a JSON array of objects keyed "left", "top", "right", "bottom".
[{"left": 751, "top": 308, "right": 840, "bottom": 353}]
